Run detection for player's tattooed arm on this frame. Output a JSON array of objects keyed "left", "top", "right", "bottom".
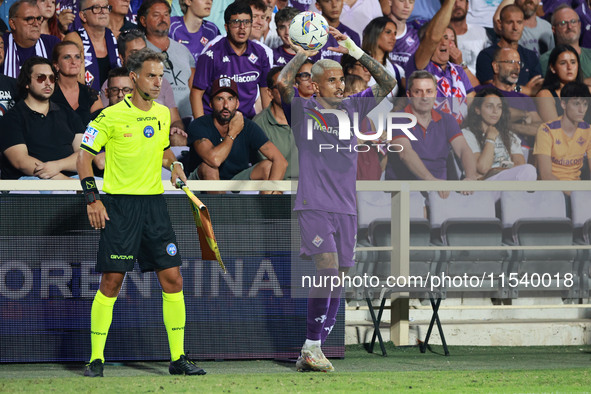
[
  {"left": 277, "top": 52, "right": 309, "bottom": 105},
  {"left": 359, "top": 53, "right": 397, "bottom": 101}
]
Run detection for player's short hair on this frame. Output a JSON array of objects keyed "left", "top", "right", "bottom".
[
  {"left": 9, "top": 0, "right": 37, "bottom": 20},
  {"left": 224, "top": 1, "right": 252, "bottom": 25},
  {"left": 118, "top": 29, "right": 147, "bottom": 59},
  {"left": 126, "top": 48, "right": 165, "bottom": 75},
  {"left": 267, "top": 66, "right": 284, "bottom": 89},
  {"left": 275, "top": 7, "right": 299, "bottom": 27},
  {"left": 107, "top": 67, "right": 131, "bottom": 87},
  {"left": 311, "top": 59, "right": 342, "bottom": 83},
  {"left": 407, "top": 70, "right": 437, "bottom": 91},
  {"left": 51, "top": 40, "right": 80, "bottom": 64},
  {"left": 17, "top": 56, "right": 56, "bottom": 99}
]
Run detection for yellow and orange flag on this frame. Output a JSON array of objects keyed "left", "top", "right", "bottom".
[{"left": 177, "top": 180, "right": 226, "bottom": 273}]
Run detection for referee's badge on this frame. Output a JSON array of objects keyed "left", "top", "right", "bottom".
[
  {"left": 143, "top": 125, "right": 154, "bottom": 138},
  {"left": 166, "top": 243, "right": 177, "bottom": 256}
]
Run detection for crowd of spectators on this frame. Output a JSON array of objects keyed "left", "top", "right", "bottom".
[{"left": 1, "top": 0, "right": 591, "bottom": 186}]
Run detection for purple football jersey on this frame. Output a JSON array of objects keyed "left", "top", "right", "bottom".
[
  {"left": 273, "top": 46, "right": 296, "bottom": 66},
  {"left": 389, "top": 22, "right": 420, "bottom": 70},
  {"left": 169, "top": 16, "right": 220, "bottom": 63},
  {"left": 576, "top": 3, "right": 591, "bottom": 48},
  {"left": 193, "top": 37, "right": 271, "bottom": 119},
  {"left": 282, "top": 88, "right": 376, "bottom": 215},
  {"left": 290, "top": 0, "right": 314, "bottom": 12}
]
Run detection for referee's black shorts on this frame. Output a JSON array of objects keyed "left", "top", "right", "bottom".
[{"left": 96, "top": 194, "right": 182, "bottom": 273}]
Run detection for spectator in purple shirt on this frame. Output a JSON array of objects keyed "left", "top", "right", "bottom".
[
  {"left": 276, "top": 26, "right": 396, "bottom": 373},
  {"left": 405, "top": 0, "right": 476, "bottom": 124},
  {"left": 386, "top": 70, "right": 477, "bottom": 196},
  {"left": 190, "top": 1, "right": 271, "bottom": 119},
  {"left": 387, "top": 0, "right": 422, "bottom": 70},
  {"left": 311, "top": 0, "right": 360, "bottom": 63},
  {"left": 272, "top": 6, "right": 299, "bottom": 66},
  {"left": 169, "top": 0, "right": 220, "bottom": 63}
]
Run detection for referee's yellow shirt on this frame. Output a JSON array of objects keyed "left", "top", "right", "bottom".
[{"left": 80, "top": 95, "right": 171, "bottom": 195}]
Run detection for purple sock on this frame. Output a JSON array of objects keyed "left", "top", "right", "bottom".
[
  {"left": 321, "top": 285, "right": 343, "bottom": 344},
  {"left": 306, "top": 268, "right": 338, "bottom": 341}
]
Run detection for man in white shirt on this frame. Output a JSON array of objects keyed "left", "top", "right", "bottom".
[{"left": 449, "top": 0, "right": 491, "bottom": 75}]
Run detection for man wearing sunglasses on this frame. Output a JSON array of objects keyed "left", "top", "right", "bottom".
[
  {"left": 63, "top": 0, "right": 122, "bottom": 92},
  {"left": 0, "top": 56, "right": 84, "bottom": 180},
  {"left": 2, "top": 0, "right": 60, "bottom": 78},
  {"left": 190, "top": 1, "right": 271, "bottom": 120}
]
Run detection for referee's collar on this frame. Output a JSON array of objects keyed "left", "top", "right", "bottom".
[{"left": 122, "top": 94, "right": 156, "bottom": 110}]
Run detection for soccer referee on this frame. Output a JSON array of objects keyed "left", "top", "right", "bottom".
[{"left": 76, "top": 48, "right": 205, "bottom": 377}]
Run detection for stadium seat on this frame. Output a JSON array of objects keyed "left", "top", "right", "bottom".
[
  {"left": 500, "top": 191, "right": 578, "bottom": 299},
  {"left": 428, "top": 191, "right": 508, "bottom": 299}
]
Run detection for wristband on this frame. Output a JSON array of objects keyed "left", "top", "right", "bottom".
[
  {"left": 485, "top": 138, "right": 496, "bottom": 145},
  {"left": 341, "top": 36, "right": 364, "bottom": 60},
  {"left": 81, "top": 177, "right": 100, "bottom": 205},
  {"left": 226, "top": 135, "right": 235, "bottom": 141},
  {"left": 170, "top": 161, "right": 184, "bottom": 173}
]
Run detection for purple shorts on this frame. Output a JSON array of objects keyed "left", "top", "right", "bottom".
[{"left": 297, "top": 210, "right": 357, "bottom": 268}]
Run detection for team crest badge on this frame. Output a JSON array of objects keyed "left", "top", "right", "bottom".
[
  {"left": 200, "top": 36, "right": 209, "bottom": 46},
  {"left": 248, "top": 53, "right": 258, "bottom": 64},
  {"left": 84, "top": 70, "right": 94, "bottom": 85},
  {"left": 166, "top": 243, "right": 177, "bottom": 256},
  {"left": 312, "top": 235, "right": 323, "bottom": 247},
  {"left": 143, "top": 125, "right": 154, "bottom": 138}
]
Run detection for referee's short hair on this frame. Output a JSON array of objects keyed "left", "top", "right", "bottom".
[{"left": 126, "top": 48, "right": 165, "bottom": 75}]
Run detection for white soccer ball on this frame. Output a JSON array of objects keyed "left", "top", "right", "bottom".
[{"left": 289, "top": 12, "right": 330, "bottom": 51}]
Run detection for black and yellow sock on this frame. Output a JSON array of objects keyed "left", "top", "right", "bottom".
[
  {"left": 162, "top": 290, "right": 186, "bottom": 361},
  {"left": 89, "top": 290, "right": 117, "bottom": 362}
]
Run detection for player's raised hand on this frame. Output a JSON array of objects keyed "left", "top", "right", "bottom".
[
  {"left": 288, "top": 36, "right": 319, "bottom": 58},
  {"left": 326, "top": 27, "right": 365, "bottom": 59}
]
